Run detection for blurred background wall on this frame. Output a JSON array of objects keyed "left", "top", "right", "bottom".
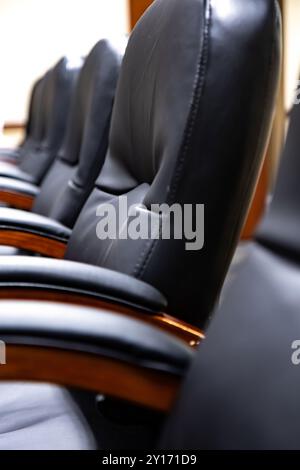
[{"left": 0, "top": 0, "right": 129, "bottom": 144}]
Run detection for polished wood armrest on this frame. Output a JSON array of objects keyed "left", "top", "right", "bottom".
[
  {"left": 0, "top": 158, "right": 18, "bottom": 166},
  {"left": 0, "top": 229, "right": 67, "bottom": 258},
  {"left": 1, "top": 345, "right": 179, "bottom": 412},
  {"left": 0, "top": 189, "right": 34, "bottom": 210},
  {"left": 0, "top": 299, "right": 193, "bottom": 412},
  {"left": 0, "top": 287, "right": 204, "bottom": 346}
]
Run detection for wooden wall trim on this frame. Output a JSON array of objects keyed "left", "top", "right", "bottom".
[
  {"left": 129, "top": 0, "right": 153, "bottom": 29},
  {"left": 3, "top": 123, "right": 25, "bottom": 131}
]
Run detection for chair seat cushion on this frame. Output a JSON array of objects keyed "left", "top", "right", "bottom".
[{"left": 0, "top": 383, "right": 96, "bottom": 450}]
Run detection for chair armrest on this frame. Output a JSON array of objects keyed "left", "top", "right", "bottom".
[
  {"left": 0, "top": 300, "right": 194, "bottom": 411},
  {"left": 0, "top": 148, "right": 19, "bottom": 159},
  {"left": 0, "top": 256, "right": 166, "bottom": 312},
  {"left": 0, "top": 256, "right": 203, "bottom": 344},
  {"left": 0, "top": 162, "right": 34, "bottom": 183},
  {"left": 0, "top": 150, "right": 19, "bottom": 164},
  {"left": 0, "top": 208, "right": 71, "bottom": 257},
  {"left": 0, "top": 177, "right": 39, "bottom": 210}
]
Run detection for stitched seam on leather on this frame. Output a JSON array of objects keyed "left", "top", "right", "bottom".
[
  {"left": 134, "top": 0, "right": 211, "bottom": 280},
  {"left": 167, "top": 0, "right": 211, "bottom": 204},
  {"left": 133, "top": 207, "right": 163, "bottom": 278}
]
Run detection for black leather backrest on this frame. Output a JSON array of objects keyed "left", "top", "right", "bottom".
[
  {"left": 33, "top": 40, "right": 123, "bottom": 227},
  {"left": 256, "top": 101, "right": 300, "bottom": 260},
  {"left": 19, "top": 58, "right": 80, "bottom": 184},
  {"left": 18, "top": 77, "right": 44, "bottom": 157},
  {"left": 22, "top": 77, "right": 44, "bottom": 149},
  {"left": 66, "top": 0, "right": 281, "bottom": 327},
  {"left": 25, "top": 76, "right": 48, "bottom": 150}
]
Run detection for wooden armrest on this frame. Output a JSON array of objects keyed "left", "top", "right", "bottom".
[
  {"left": 0, "top": 190, "right": 34, "bottom": 210},
  {"left": 0, "top": 287, "right": 203, "bottom": 346},
  {"left": 0, "top": 300, "right": 194, "bottom": 412},
  {"left": 0, "top": 158, "right": 18, "bottom": 166},
  {"left": 0, "top": 255, "right": 204, "bottom": 344},
  {"left": 2, "top": 345, "right": 179, "bottom": 412},
  {"left": 0, "top": 229, "right": 67, "bottom": 258}
]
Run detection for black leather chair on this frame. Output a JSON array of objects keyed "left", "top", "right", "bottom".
[
  {"left": 0, "top": 58, "right": 79, "bottom": 185},
  {"left": 0, "top": 0, "right": 280, "bottom": 324},
  {"left": 160, "top": 83, "right": 300, "bottom": 451},
  {"left": 0, "top": 39, "right": 122, "bottom": 258},
  {"left": 0, "top": 0, "right": 281, "bottom": 450},
  {"left": 0, "top": 77, "right": 45, "bottom": 164}
]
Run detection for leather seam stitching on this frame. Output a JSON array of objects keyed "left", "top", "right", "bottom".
[
  {"left": 134, "top": 0, "right": 211, "bottom": 280},
  {"left": 167, "top": 0, "right": 211, "bottom": 204}
]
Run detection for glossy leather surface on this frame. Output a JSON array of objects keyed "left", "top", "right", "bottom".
[
  {"left": 0, "top": 0, "right": 284, "bottom": 451},
  {"left": 0, "top": 300, "right": 192, "bottom": 375},
  {"left": 0, "top": 163, "right": 37, "bottom": 183},
  {"left": 0, "top": 40, "right": 122, "bottom": 240},
  {"left": 0, "top": 256, "right": 167, "bottom": 312},
  {"left": 33, "top": 40, "right": 123, "bottom": 227},
  {"left": 0, "top": 208, "right": 71, "bottom": 242},
  {"left": 0, "top": 383, "right": 96, "bottom": 450},
  {"left": 256, "top": 101, "right": 300, "bottom": 259},
  {"left": 160, "top": 243, "right": 300, "bottom": 449},
  {"left": 0, "top": 59, "right": 79, "bottom": 184},
  {"left": 66, "top": 0, "right": 281, "bottom": 326},
  {"left": 0, "top": 177, "right": 39, "bottom": 198},
  {"left": 0, "top": 77, "right": 44, "bottom": 162}
]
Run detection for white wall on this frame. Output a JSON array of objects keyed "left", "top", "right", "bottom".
[{"left": 0, "top": 0, "right": 129, "bottom": 123}]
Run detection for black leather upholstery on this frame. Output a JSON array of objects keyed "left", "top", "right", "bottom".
[
  {"left": 0, "top": 77, "right": 44, "bottom": 162},
  {"left": 0, "top": 300, "right": 192, "bottom": 375},
  {"left": 159, "top": 243, "right": 300, "bottom": 450},
  {"left": 0, "top": 177, "right": 40, "bottom": 198},
  {"left": 0, "top": 0, "right": 284, "bottom": 451},
  {"left": 0, "top": 0, "right": 281, "bottom": 325},
  {"left": 0, "top": 383, "right": 97, "bottom": 450},
  {"left": 65, "top": 0, "right": 281, "bottom": 326},
  {"left": 0, "top": 59, "right": 79, "bottom": 184},
  {"left": 0, "top": 210, "right": 71, "bottom": 242},
  {"left": 161, "top": 80, "right": 300, "bottom": 450},
  {"left": 33, "top": 39, "right": 123, "bottom": 228},
  {"left": 0, "top": 40, "right": 122, "bottom": 240},
  {"left": 256, "top": 102, "right": 300, "bottom": 259},
  {"left": 0, "top": 256, "right": 166, "bottom": 312}
]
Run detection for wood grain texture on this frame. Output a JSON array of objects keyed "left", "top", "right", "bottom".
[
  {"left": 0, "top": 288, "right": 204, "bottom": 345},
  {"left": 0, "top": 230, "right": 67, "bottom": 258},
  {"left": 0, "top": 345, "right": 179, "bottom": 412},
  {"left": 0, "top": 190, "right": 34, "bottom": 210}
]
